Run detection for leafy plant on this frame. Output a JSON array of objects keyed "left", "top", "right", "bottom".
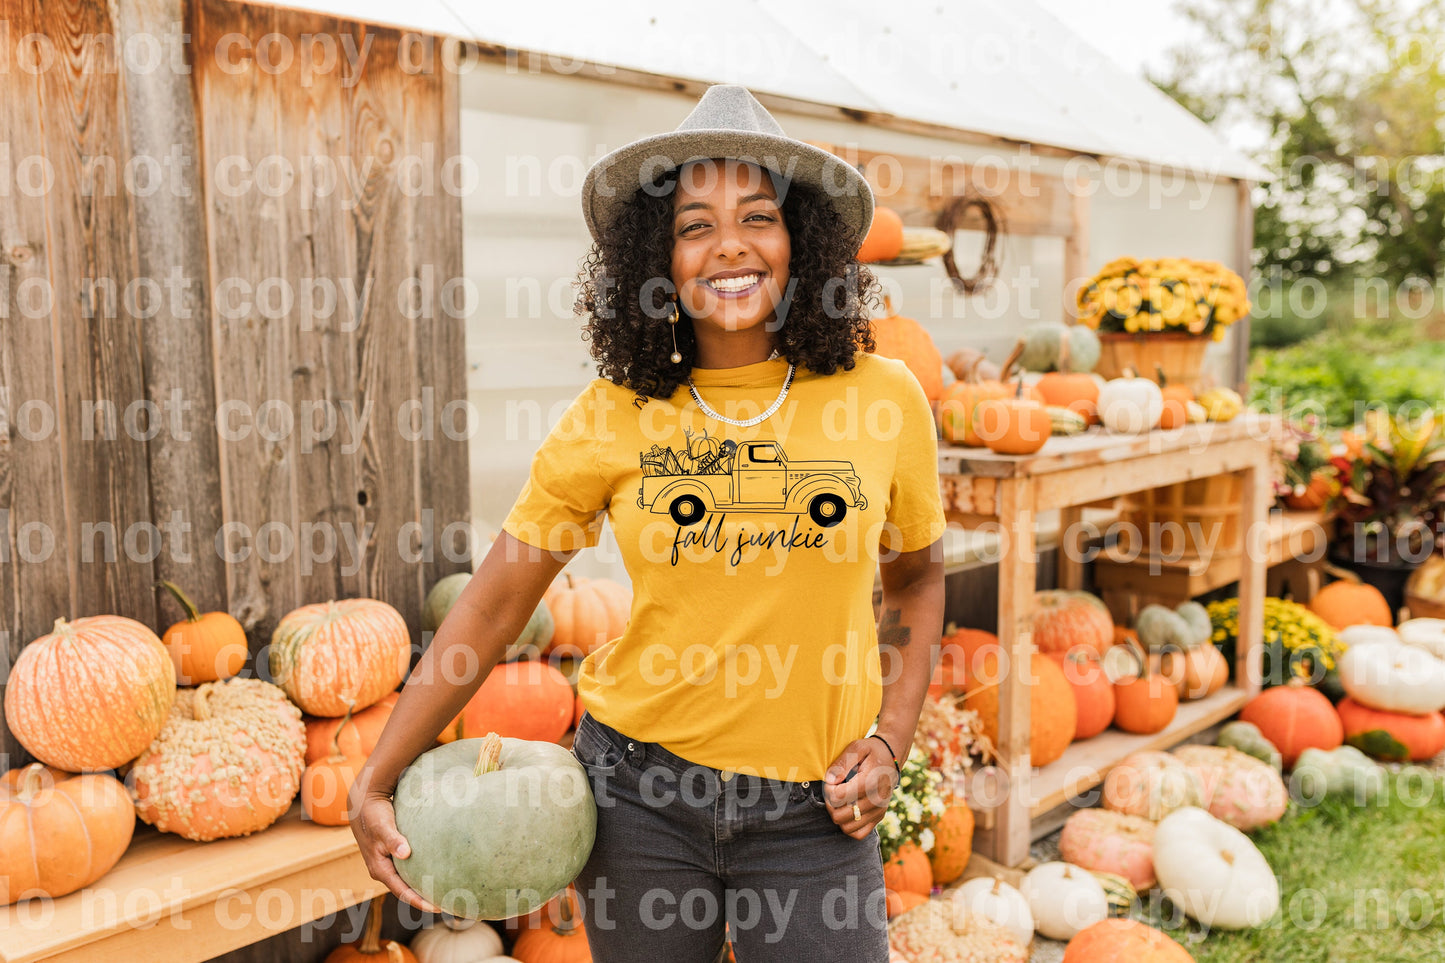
[{"left": 1329, "top": 410, "right": 1445, "bottom": 562}]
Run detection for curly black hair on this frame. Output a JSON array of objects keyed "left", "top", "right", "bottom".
[{"left": 574, "top": 164, "right": 883, "bottom": 402}]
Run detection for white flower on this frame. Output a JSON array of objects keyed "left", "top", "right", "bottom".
[{"left": 918, "top": 828, "right": 936, "bottom": 853}]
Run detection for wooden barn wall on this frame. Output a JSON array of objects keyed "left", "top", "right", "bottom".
[{"left": 0, "top": 0, "right": 471, "bottom": 790}]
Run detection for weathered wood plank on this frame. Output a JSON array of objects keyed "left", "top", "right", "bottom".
[
  {"left": 36, "top": 0, "right": 155, "bottom": 625},
  {"left": 405, "top": 37, "right": 473, "bottom": 623},
  {"left": 114, "top": 0, "right": 228, "bottom": 626},
  {"left": 0, "top": 0, "right": 72, "bottom": 770},
  {"left": 194, "top": 0, "right": 300, "bottom": 651}
]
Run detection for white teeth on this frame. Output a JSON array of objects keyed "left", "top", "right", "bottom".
[{"left": 707, "top": 274, "right": 759, "bottom": 292}]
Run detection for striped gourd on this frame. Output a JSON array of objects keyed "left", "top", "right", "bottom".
[{"left": 269, "top": 599, "right": 411, "bottom": 716}]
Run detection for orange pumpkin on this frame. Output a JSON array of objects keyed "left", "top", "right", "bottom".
[
  {"left": 1336, "top": 697, "right": 1445, "bottom": 762},
  {"left": 302, "top": 704, "right": 362, "bottom": 826},
  {"left": 130, "top": 678, "right": 306, "bottom": 841},
  {"left": 305, "top": 692, "right": 398, "bottom": 765},
  {"left": 1055, "top": 651, "right": 1116, "bottom": 740},
  {"left": 886, "top": 890, "right": 929, "bottom": 919},
  {"left": 457, "top": 661, "right": 575, "bottom": 743},
  {"left": 324, "top": 896, "right": 417, "bottom": 963},
  {"left": 1160, "top": 644, "right": 1228, "bottom": 701},
  {"left": 1308, "top": 579, "right": 1393, "bottom": 629},
  {"left": 542, "top": 574, "right": 631, "bottom": 659},
  {"left": 1036, "top": 333, "right": 1101, "bottom": 423},
  {"left": 857, "top": 206, "right": 904, "bottom": 263},
  {"left": 943, "top": 625, "right": 1001, "bottom": 675},
  {"left": 1, "top": 764, "right": 135, "bottom": 904},
  {"left": 1238, "top": 678, "right": 1343, "bottom": 767},
  {"left": 1031, "top": 590, "right": 1115, "bottom": 659},
  {"left": 157, "top": 581, "right": 248, "bottom": 685},
  {"left": 1111, "top": 642, "right": 1179, "bottom": 735},
  {"left": 4, "top": 615, "right": 176, "bottom": 772},
  {"left": 269, "top": 598, "right": 412, "bottom": 716},
  {"left": 964, "top": 651, "right": 1077, "bottom": 767},
  {"left": 882, "top": 840, "right": 933, "bottom": 896},
  {"left": 927, "top": 804, "right": 975, "bottom": 885},
  {"left": 1155, "top": 365, "right": 1196, "bottom": 431},
  {"left": 1063, "top": 919, "right": 1193, "bottom": 963},
  {"left": 512, "top": 886, "right": 591, "bottom": 962},
  {"left": 870, "top": 313, "right": 944, "bottom": 401},
  {"left": 974, "top": 382, "right": 1051, "bottom": 456}
]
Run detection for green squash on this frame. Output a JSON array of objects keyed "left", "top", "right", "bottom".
[
  {"left": 1137, "top": 604, "right": 1193, "bottom": 653},
  {"left": 1216, "top": 720, "right": 1283, "bottom": 771},
  {"left": 393, "top": 734, "right": 597, "bottom": 919},
  {"left": 1089, "top": 870, "right": 1139, "bottom": 918},
  {"left": 1175, "top": 601, "right": 1213, "bottom": 647},
  {"left": 423, "top": 572, "right": 553, "bottom": 660},
  {"left": 1020, "top": 321, "right": 1101, "bottom": 373},
  {"left": 1293, "top": 746, "right": 1385, "bottom": 802}
]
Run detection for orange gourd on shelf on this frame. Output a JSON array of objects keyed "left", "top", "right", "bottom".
[
  {"left": 1036, "top": 332, "right": 1101, "bottom": 424},
  {"left": 456, "top": 661, "right": 575, "bottom": 744},
  {"left": 1110, "top": 640, "right": 1179, "bottom": 735},
  {"left": 1308, "top": 579, "right": 1393, "bottom": 630},
  {"left": 1, "top": 764, "right": 135, "bottom": 904},
  {"left": 1155, "top": 365, "right": 1196, "bottom": 430},
  {"left": 857, "top": 206, "right": 904, "bottom": 263},
  {"left": 542, "top": 574, "right": 631, "bottom": 659},
  {"left": 964, "top": 651, "right": 1078, "bottom": 767},
  {"left": 882, "top": 840, "right": 933, "bottom": 896},
  {"left": 927, "top": 804, "right": 976, "bottom": 885},
  {"left": 975, "top": 377, "right": 1051, "bottom": 456},
  {"left": 1055, "top": 651, "right": 1116, "bottom": 740},
  {"left": 269, "top": 598, "right": 412, "bottom": 716},
  {"left": 302, "top": 703, "right": 362, "bottom": 826},
  {"left": 305, "top": 692, "right": 398, "bottom": 765},
  {"left": 157, "top": 580, "right": 248, "bottom": 685},
  {"left": 870, "top": 312, "right": 945, "bottom": 401},
  {"left": 324, "top": 896, "right": 418, "bottom": 963},
  {"left": 1032, "top": 590, "right": 1116, "bottom": 659}
]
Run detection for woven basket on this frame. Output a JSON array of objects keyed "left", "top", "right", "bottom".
[
  {"left": 1405, "top": 593, "right": 1445, "bottom": 620},
  {"left": 1096, "top": 332, "right": 1209, "bottom": 389},
  {"left": 1117, "top": 471, "right": 1245, "bottom": 562}
]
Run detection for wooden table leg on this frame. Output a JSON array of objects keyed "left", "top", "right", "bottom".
[
  {"left": 1237, "top": 455, "right": 1270, "bottom": 696},
  {"left": 994, "top": 477, "right": 1037, "bottom": 867},
  {"left": 1057, "top": 505, "right": 1085, "bottom": 591}
]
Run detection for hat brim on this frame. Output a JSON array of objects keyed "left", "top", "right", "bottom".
[{"left": 581, "top": 129, "right": 874, "bottom": 253}]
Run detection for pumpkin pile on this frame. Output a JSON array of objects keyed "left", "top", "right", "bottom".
[{"left": 1333, "top": 620, "right": 1445, "bottom": 761}]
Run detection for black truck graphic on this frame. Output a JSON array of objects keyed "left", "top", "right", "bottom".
[{"left": 637, "top": 431, "right": 867, "bottom": 527}]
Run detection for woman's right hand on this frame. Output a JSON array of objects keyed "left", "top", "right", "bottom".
[{"left": 350, "top": 787, "right": 442, "bottom": 914}]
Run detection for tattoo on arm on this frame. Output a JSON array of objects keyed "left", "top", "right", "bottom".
[{"left": 878, "top": 607, "right": 911, "bottom": 648}]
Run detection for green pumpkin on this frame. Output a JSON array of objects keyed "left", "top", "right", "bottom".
[
  {"left": 1216, "top": 721, "right": 1283, "bottom": 771},
  {"left": 423, "top": 572, "right": 553, "bottom": 660},
  {"left": 393, "top": 734, "right": 597, "bottom": 919},
  {"left": 1137, "top": 604, "right": 1193, "bottom": 652},
  {"left": 1175, "top": 601, "right": 1212, "bottom": 647},
  {"left": 1020, "top": 322, "right": 1101, "bottom": 373},
  {"left": 1293, "top": 746, "right": 1385, "bottom": 801}
]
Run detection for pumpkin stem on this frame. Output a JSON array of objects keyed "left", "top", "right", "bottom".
[
  {"left": 51, "top": 617, "right": 73, "bottom": 638},
  {"left": 193, "top": 682, "right": 216, "bottom": 721},
  {"left": 1001, "top": 339, "right": 1026, "bottom": 382},
  {"left": 384, "top": 941, "right": 403, "bottom": 963},
  {"left": 329, "top": 701, "right": 357, "bottom": 761},
  {"left": 553, "top": 887, "right": 579, "bottom": 936},
  {"left": 16, "top": 763, "right": 50, "bottom": 801},
  {"left": 359, "top": 895, "right": 385, "bottom": 953},
  {"left": 473, "top": 732, "right": 504, "bottom": 776},
  {"left": 156, "top": 580, "right": 202, "bottom": 623}
]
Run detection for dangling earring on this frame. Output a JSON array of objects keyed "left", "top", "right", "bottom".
[{"left": 669, "top": 301, "right": 683, "bottom": 364}]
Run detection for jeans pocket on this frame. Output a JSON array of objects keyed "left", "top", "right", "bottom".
[{"left": 572, "top": 713, "right": 625, "bottom": 775}]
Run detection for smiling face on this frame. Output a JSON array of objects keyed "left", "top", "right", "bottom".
[{"left": 670, "top": 159, "right": 791, "bottom": 362}]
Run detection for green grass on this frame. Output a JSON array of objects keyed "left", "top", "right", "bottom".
[{"left": 1149, "top": 769, "right": 1445, "bottom": 962}]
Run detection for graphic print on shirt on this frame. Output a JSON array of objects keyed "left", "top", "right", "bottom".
[{"left": 636, "top": 428, "right": 869, "bottom": 567}]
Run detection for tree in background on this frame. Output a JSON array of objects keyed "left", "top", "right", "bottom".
[{"left": 1152, "top": 0, "right": 1445, "bottom": 287}]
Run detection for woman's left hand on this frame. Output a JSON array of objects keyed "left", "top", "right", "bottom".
[{"left": 821, "top": 737, "right": 900, "bottom": 839}]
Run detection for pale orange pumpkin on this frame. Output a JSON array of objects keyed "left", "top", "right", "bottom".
[
  {"left": 927, "top": 804, "right": 975, "bottom": 885},
  {"left": 857, "top": 206, "right": 904, "bottom": 263},
  {"left": 1, "top": 764, "right": 135, "bottom": 904},
  {"left": 938, "top": 370, "right": 1011, "bottom": 447},
  {"left": 882, "top": 840, "right": 933, "bottom": 896},
  {"left": 1063, "top": 919, "right": 1192, "bottom": 963},
  {"left": 1155, "top": 365, "right": 1196, "bottom": 430},
  {"left": 886, "top": 890, "right": 929, "bottom": 919},
  {"left": 157, "top": 580, "right": 248, "bottom": 685},
  {"left": 1036, "top": 332, "right": 1100, "bottom": 423},
  {"left": 1055, "top": 651, "right": 1116, "bottom": 740},
  {"left": 964, "top": 651, "right": 1078, "bottom": 767},
  {"left": 1160, "top": 644, "right": 1228, "bottom": 701},
  {"left": 305, "top": 692, "right": 398, "bottom": 765},
  {"left": 1031, "top": 590, "right": 1115, "bottom": 659},
  {"left": 1110, "top": 641, "right": 1179, "bottom": 735},
  {"left": 870, "top": 313, "right": 945, "bottom": 401},
  {"left": 1308, "top": 579, "right": 1393, "bottom": 629},
  {"left": 974, "top": 380, "right": 1052, "bottom": 456},
  {"left": 1238, "top": 677, "right": 1343, "bottom": 767},
  {"left": 269, "top": 598, "right": 412, "bottom": 716},
  {"left": 456, "top": 661, "right": 575, "bottom": 743},
  {"left": 4, "top": 615, "right": 175, "bottom": 772},
  {"left": 542, "top": 574, "right": 631, "bottom": 659},
  {"left": 511, "top": 886, "right": 592, "bottom": 962},
  {"left": 302, "top": 703, "right": 362, "bottom": 826},
  {"left": 130, "top": 678, "right": 306, "bottom": 841},
  {"left": 324, "top": 896, "right": 418, "bottom": 963}
]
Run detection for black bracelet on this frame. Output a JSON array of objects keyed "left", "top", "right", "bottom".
[{"left": 868, "top": 733, "right": 902, "bottom": 775}]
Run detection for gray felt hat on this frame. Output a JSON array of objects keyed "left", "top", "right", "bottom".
[{"left": 580, "top": 84, "right": 874, "bottom": 252}]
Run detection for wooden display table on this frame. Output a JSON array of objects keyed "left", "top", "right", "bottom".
[
  {"left": 938, "top": 417, "right": 1269, "bottom": 867},
  {"left": 0, "top": 804, "right": 383, "bottom": 963}
]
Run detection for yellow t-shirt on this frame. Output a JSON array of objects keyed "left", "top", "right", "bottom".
[{"left": 501, "top": 350, "right": 947, "bottom": 780}]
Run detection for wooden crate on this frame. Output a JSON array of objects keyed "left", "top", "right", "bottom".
[{"left": 1116, "top": 471, "right": 1244, "bottom": 562}]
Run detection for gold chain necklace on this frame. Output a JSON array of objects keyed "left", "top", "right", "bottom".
[{"left": 688, "top": 363, "right": 795, "bottom": 427}]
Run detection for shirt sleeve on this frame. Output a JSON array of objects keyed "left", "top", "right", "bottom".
[
  {"left": 878, "top": 366, "right": 948, "bottom": 555},
  {"left": 501, "top": 382, "right": 613, "bottom": 552}
]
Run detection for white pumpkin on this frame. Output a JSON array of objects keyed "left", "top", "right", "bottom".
[
  {"left": 950, "top": 877, "right": 1034, "bottom": 948},
  {"left": 1153, "top": 807, "right": 1279, "bottom": 929},
  {"left": 1399, "top": 618, "right": 1445, "bottom": 659},
  {"left": 1020, "top": 861, "right": 1109, "bottom": 941},
  {"left": 1339, "top": 638, "right": 1445, "bottom": 714},
  {"left": 1097, "top": 371, "right": 1163, "bottom": 434},
  {"left": 410, "top": 916, "right": 505, "bottom": 963},
  {"left": 1338, "top": 624, "right": 1402, "bottom": 650}
]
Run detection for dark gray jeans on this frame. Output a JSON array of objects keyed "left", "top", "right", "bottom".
[{"left": 569, "top": 712, "right": 890, "bottom": 962}]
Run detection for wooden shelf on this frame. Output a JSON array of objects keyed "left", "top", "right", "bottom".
[
  {"left": 1026, "top": 686, "right": 1251, "bottom": 817},
  {"left": 0, "top": 803, "right": 384, "bottom": 963}
]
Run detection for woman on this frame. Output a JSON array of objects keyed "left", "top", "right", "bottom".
[{"left": 351, "top": 85, "right": 947, "bottom": 962}]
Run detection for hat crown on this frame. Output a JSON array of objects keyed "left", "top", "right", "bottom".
[{"left": 675, "top": 85, "right": 786, "bottom": 137}]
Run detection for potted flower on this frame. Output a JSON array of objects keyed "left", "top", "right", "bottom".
[
  {"left": 1327, "top": 408, "right": 1445, "bottom": 613},
  {"left": 1271, "top": 412, "right": 1338, "bottom": 511},
  {"left": 1074, "top": 256, "right": 1250, "bottom": 389}
]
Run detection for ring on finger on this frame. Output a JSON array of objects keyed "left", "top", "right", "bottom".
[{"left": 852, "top": 803, "right": 862, "bottom": 821}]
